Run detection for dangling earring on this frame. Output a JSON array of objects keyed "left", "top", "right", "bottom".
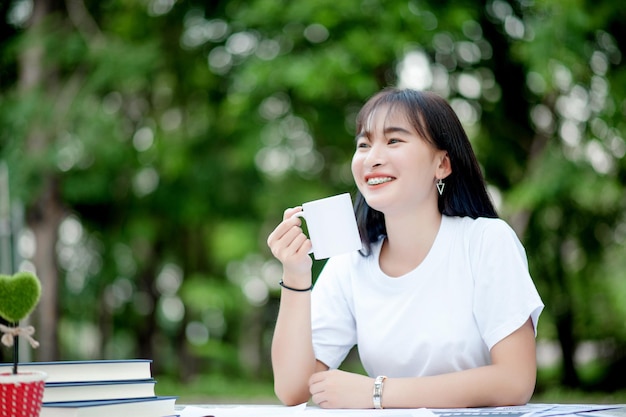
[{"left": 436, "top": 178, "right": 445, "bottom": 196}]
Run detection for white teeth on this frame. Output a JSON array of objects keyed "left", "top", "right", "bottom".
[{"left": 367, "top": 177, "right": 393, "bottom": 185}]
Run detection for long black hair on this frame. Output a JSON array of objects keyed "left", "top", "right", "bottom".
[{"left": 353, "top": 88, "right": 498, "bottom": 254}]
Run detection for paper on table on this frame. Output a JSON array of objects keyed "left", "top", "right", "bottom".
[
  {"left": 428, "top": 404, "right": 626, "bottom": 417},
  {"left": 523, "top": 404, "right": 625, "bottom": 417},
  {"left": 303, "top": 407, "right": 436, "bottom": 417},
  {"left": 178, "top": 403, "right": 306, "bottom": 417},
  {"left": 581, "top": 406, "right": 626, "bottom": 417},
  {"left": 428, "top": 404, "right": 551, "bottom": 417},
  {"left": 177, "top": 404, "right": 626, "bottom": 417},
  {"left": 178, "top": 403, "right": 437, "bottom": 417}
]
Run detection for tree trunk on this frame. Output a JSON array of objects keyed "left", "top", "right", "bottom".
[
  {"left": 553, "top": 238, "right": 580, "bottom": 387},
  {"left": 27, "top": 177, "right": 65, "bottom": 361},
  {"left": 556, "top": 307, "right": 580, "bottom": 387},
  {"left": 19, "top": 0, "right": 65, "bottom": 361}
]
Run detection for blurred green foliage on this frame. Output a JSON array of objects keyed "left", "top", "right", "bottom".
[{"left": 1, "top": 0, "right": 625, "bottom": 398}]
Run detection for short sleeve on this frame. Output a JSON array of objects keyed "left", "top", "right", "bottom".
[
  {"left": 470, "top": 219, "right": 544, "bottom": 350},
  {"left": 310, "top": 255, "right": 358, "bottom": 369}
]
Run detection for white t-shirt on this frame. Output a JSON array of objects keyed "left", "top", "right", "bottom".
[{"left": 310, "top": 215, "right": 544, "bottom": 378}]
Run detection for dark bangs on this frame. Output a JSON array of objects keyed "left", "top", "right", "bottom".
[{"left": 355, "top": 89, "right": 435, "bottom": 148}]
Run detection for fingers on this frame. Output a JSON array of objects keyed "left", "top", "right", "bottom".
[
  {"left": 267, "top": 207, "right": 311, "bottom": 262},
  {"left": 283, "top": 206, "right": 303, "bottom": 221},
  {"left": 267, "top": 208, "right": 302, "bottom": 244},
  {"left": 309, "top": 370, "right": 339, "bottom": 408},
  {"left": 308, "top": 370, "right": 371, "bottom": 409},
  {"left": 309, "top": 372, "right": 328, "bottom": 408}
]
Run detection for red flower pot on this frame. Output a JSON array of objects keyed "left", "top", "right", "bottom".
[{"left": 0, "top": 371, "right": 47, "bottom": 417}]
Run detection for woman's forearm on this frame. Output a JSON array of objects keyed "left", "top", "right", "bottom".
[
  {"left": 382, "top": 362, "right": 535, "bottom": 408},
  {"left": 271, "top": 275, "right": 318, "bottom": 405},
  {"left": 377, "top": 320, "right": 537, "bottom": 409}
]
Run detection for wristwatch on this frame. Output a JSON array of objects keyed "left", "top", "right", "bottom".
[{"left": 373, "top": 375, "right": 387, "bottom": 409}]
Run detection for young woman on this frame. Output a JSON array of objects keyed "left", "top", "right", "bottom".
[{"left": 267, "top": 88, "right": 544, "bottom": 409}]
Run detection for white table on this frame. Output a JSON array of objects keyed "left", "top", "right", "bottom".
[{"left": 175, "top": 403, "right": 626, "bottom": 417}]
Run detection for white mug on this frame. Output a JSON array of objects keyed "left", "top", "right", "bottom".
[{"left": 294, "top": 193, "right": 363, "bottom": 260}]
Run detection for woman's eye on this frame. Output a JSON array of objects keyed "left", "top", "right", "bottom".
[
  {"left": 356, "top": 142, "right": 369, "bottom": 149},
  {"left": 388, "top": 138, "right": 401, "bottom": 144}
]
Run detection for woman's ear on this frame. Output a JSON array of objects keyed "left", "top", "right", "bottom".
[{"left": 437, "top": 151, "right": 452, "bottom": 179}]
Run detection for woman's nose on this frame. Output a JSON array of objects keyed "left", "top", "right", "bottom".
[{"left": 364, "top": 143, "right": 385, "bottom": 167}]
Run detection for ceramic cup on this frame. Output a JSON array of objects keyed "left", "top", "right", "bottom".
[{"left": 294, "top": 193, "right": 362, "bottom": 260}]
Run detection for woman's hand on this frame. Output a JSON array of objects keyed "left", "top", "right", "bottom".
[
  {"left": 309, "top": 370, "right": 374, "bottom": 409},
  {"left": 267, "top": 207, "right": 313, "bottom": 278}
]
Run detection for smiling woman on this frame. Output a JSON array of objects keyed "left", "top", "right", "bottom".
[{"left": 266, "top": 88, "right": 543, "bottom": 409}]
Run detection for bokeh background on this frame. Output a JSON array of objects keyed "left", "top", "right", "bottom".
[{"left": 1, "top": 0, "right": 625, "bottom": 404}]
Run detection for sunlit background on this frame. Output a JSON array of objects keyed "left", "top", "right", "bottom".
[{"left": 1, "top": 0, "right": 625, "bottom": 402}]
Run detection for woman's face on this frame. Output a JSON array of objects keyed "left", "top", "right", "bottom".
[{"left": 351, "top": 105, "right": 446, "bottom": 216}]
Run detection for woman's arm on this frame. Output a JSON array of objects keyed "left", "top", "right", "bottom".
[
  {"left": 272, "top": 287, "right": 329, "bottom": 405},
  {"left": 309, "top": 318, "right": 537, "bottom": 409},
  {"left": 384, "top": 318, "right": 537, "bottom": 408},
  {"left": 267, "top": 207, "right": 328, "bottom": 405}
]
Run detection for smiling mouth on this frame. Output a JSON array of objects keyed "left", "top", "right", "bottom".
[{"left": 367, "top": 177, "right": 394, "bottom": 185}]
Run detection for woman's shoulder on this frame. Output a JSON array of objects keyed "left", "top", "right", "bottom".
[
  {"left": 445, "top": 215, "right": 529, "bottom": 268},
  {"left": 446, "top": 215, "right": 520, "bottom": 241}
]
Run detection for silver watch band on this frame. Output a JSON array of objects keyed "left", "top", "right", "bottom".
[{"left": 373, "top": 375, "right": 387, "bottom": 409}]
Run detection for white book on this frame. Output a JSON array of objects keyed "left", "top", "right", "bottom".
[
  {"left": 42, "top": 378, "right": 157, "bottom": 403},
  {"left": 39, "top": 396, "right": 177, "bottom": 417},
  {"left": 0, "top": 359, "right": 152, "bottom": 383}
]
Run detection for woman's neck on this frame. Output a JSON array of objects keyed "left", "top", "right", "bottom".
[{"left": 379, "top": 206, "right": 443, "bottom": 277}]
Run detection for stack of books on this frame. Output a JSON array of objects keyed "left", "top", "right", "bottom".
[{"left": 0, "top": 359, "right": 177, "bottom": 417}]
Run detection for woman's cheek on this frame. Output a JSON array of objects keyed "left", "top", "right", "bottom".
[{"left": 351, "top": 154, "right": 362, "bottom": 184}]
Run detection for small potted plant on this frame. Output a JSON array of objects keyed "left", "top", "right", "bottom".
[{"left": 0, "top": 271, "right": 47, "bottom": 417}]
